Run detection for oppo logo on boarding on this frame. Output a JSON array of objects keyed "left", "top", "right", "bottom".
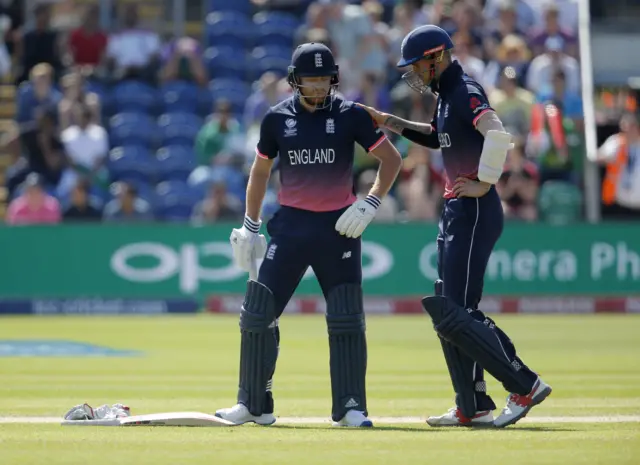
[{"left": 110, "top": 242, "right": 394, "bottom": 294}]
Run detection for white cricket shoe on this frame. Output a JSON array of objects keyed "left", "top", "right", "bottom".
[
  {"left": 494, "top": 377, "right": 552, "bottom": 428},
  {"left": 332, "top": 410, "right": 373, "bottom": 428},
  {"left": 214, "top": 403, "right": 276, "bottom": 426},
  {"left": 427, "top": 407, "right": 494, "bottom": 427}
]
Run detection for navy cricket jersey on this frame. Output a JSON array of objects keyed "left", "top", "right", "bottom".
[
  {"left": 431, "top": 61, "right": 494, "bottom": 199},
  {"left": 255, "top": 95, "right": 387, "bottom": 212}
]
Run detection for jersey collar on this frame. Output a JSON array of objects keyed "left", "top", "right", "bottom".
[{"left": 437, "top": 61, "right": 464, "bottom": 97}]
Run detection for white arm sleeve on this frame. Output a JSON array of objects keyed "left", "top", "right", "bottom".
[{"left": 476, "top": 112, "right": 514, "bottom": 184}]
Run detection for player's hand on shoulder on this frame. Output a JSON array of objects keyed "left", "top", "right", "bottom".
[
  {"left": 355, "top": 103, "right": 390, "bottom": 128},
  {"left": 230, "top": 216, "right": 268, "bottom": 273},
  {"left": 452, "top": 178, "right": 491, "bottom": 198},
  {"left": 335, "top": 195, "right": 381, "bottom": 239}
]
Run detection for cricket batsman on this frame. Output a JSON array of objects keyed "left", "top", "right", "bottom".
[
  {"left": 359, "top": 25, "right": 552, "bottom": 428},
  {"left": 215, "top": 42, "right": 402, "bottom": 427}
]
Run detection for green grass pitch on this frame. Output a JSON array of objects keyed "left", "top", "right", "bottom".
[{"left": 0, "top": 314, "right": 638, "bottom": 464}]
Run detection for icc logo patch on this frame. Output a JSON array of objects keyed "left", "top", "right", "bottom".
[{"left": 284, "top": 118, "right": 297, "bottom": 137}]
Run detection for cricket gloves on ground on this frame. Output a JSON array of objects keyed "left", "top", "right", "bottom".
[
  {"left": 478, "top": 130, "right": 515, "bottom": 184},
  {"left": 335, "top": 195, "right": 381, "bottom": 238},
  {"left": 64, "top": 403, "right": 130, "bottom": 421},
  {"left": 230, "top": 216, "right": 268, "bottom": 273}
]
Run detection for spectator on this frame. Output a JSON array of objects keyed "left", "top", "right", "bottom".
[
  {"left": 360, "top": 0, "right": 390, "bottom": 81},
  {"left": 17, "top": 4, "right": 62, "bottom": 85},
  {"left": 483, "top": 0, "right": 536, "bottom": 33},
  {"left": 0, "top": 7, "right": 12, "bottom": 79},
  {"left": 5, "top": 173, "right": 61, "bottom": 225},
  {"left": 536, "top": 69, "right": 583, "bottom": 130},
  {"left": 59, "top": 104, "right": 109, "bottom": 198},
  {"left": 191, "top": 180, "right": 243, "bottom": 224},
  {"left": 6, "top": 108, "right": 65, "bottom": 198},
  {"left": 526, "top": 102, "right": 582, "bottom": 185},
  {"left": 356, "top": 169, "right": 398, "bottom": 222},
  {"left": 496, "top": 145, "right": 539, "bottom": 221},
  {"left": 484, "top": 0, "right": 527, "bottom": 61},
  {"left": 488, "top": 67, "right": 534, "bottom": 141},
  {"left": 195, "top": 99, "right": 242, "bottom": 166},
  {"left": 159, "top": 36, "right": 208, "bottom": 87},
  {"left": 244, "top": 72, "right": 285, "bottom": 129},
  {"left": 345, "top": 72, "right": 392, "bottom": 113},
  {"left": 58, "top": 71, "right": 101, "bottom": 130},
  {"left": 16, "top": 63, "right": 62, "bottom": 133},
  {"left": 452, "top": 32, "right": 485, "bottom": 83},
  {"left": 387, "top": 3, "right": 417, "bottom": 72},
  {"left": 0, "top": 0, "right": 23, "bottom": 60},
  {"left": 105, "top": 4, "right": 161, "bottom": 82},
  {"left": 529, "top": 3, "right": 578, "bottom": 59},
  {"left": 62, "top": 178, "right": 102, "bottom": 222},
  {"left": 320, "top": 0, "right": 377, "bottom": 94},
  {"left": 597, "top": 113, "right": 640, "bottom": 219},
  {"left": 445, "top": 1, "right": 484, "bottom": 58},
  {"left": 103, "top": 182, "right": 154, "bottom": 222},
  {"left": 484, "top": 34, "right": 531, "bottom": 92},
  {"left": 397, "top": 144, "right": 444, "bottom": 221},
  {"left": 526, "top": 36, "right": 580, "bottom": 95},
  {"left": 67, "top": 5, "right": 108, "bottom": 69}
]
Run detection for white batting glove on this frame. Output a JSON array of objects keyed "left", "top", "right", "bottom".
[
  {"left": 230, "top": 216, "right": 268, "bottom": 273},
  {"left": 335, "top": 195, "right": 381, "bottom": 238}
]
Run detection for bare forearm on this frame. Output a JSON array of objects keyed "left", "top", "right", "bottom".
[
  {"left": 245, "top": 172, "right": 270, "bottom": 222},
  {"left": 369, "top": 157, "right": 402, "bottom": 199}
]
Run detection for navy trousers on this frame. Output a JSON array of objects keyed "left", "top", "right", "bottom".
[
  {"left": 437, "top": 186, "right": 504, "bottom": 310},
  {"left": 258, "top": 206, "right": 362, "bottom": 318}
]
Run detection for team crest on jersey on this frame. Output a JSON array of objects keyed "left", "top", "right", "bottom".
[
  {"left": 284, "top": 118, "right": 297, "bottom": 137},
  {"left": 326, "top": 118, "right": 335, "bottom": 134}
]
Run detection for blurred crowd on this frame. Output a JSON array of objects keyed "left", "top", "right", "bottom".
[{"left": 1, "top": 0, "right": 632, "bottom": 226}]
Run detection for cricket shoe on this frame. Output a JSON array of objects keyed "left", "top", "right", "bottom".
[
  {"left": 426, "top": 407, "right": 494, "bottom": 427},
  {"left": 214, "top": 403, "right": 276, "bottom": 426},
  {"left": 493, "top": 377, "right": 552, "bottom": 428},
  {"left": 332, "top": 410, "right": 373, "bottom": 428}
]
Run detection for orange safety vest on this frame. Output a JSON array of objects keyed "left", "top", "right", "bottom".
[{"left": 602, "top": 135, "right": 628, "bottom": 205}]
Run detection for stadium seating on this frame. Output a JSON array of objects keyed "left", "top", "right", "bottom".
[
  {"left": 108, "top": 112, "right": 157, "bottom": 148},
  {"left": 204, "top": 46, "right": 249, "bottom": 81},
  {"left": 156, "top": 146, "right": 197, "bottom": 183},
  {"left": 155, "top": 180, "right": 200, "bottom": 221},
  {"left": 161, "top": 81, "right": 201, "bottom": 114},
  {"left": 205, "top": 11, "right": 254, "bottom": 49},
  {"left": 157, "top": 112, "right": 204, "bottom": 147},
  {"left": 206, "top": 0, "right": 252, "bottom": 15},
  {"left": 107, "top": 146, "right": 156, "bottom": 185},
  {"left": 109, "top": 80, "right": 160, "bottom": 115}
]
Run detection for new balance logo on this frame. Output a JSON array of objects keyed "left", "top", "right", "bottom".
[
  {"left": 345, "top": 398, "right": 359, "bottom": 408},
  {"left": 266, "top": 244, "right": 277, "bottom": 260},
  {"left": 342, "top": 251, "right": 352, "bottom": 259}
]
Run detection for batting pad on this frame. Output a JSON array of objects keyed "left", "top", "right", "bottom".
[{"left": 62, "top": 412, "right": 235, "bottom": 427}]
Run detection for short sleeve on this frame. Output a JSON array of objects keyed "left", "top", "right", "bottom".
[
  {"left": 452, "top": 83, "right": 495, "bottom": 128},
  {"left": 256, "top": 111, "right": 279, "bottom": 159},
  {"left": 352, "top": 105, "right": 387, "bottom": 153}
]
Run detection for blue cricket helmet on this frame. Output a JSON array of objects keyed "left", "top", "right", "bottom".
[
  {"left": 287, "top": 42, "right": 339, "bottom": 109},
  {"left": 288, "top": 42, "right": 339, "bottom": 80},
  {"left": 397, "top": 25, "right": 454, "bottom": 68}
]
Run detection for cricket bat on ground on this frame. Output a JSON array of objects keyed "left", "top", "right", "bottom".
[{"left": 61, "top": 411, "right": 235, "bottom": 427}]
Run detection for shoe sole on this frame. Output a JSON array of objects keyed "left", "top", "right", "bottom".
[
  {"left": 426, "top": 420, "right": 495, "bottom": 428},
  {"left": 494, "top": 386, "right": 553, "bottom": 428},
  {"left": 214, "top": 413, "right": 276, "bottom": 426},
  {"left": 331, "top": 420, "right": 374, "bottom": 428}
]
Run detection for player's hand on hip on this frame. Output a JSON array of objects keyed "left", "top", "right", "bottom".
[
  {"left": 355, "top": 103, "right": 390, "bottom": 128},
  {"left": 453, "top": 178, "right": 491, "bottom": 198},
  {"left": 335, "top": 196, "right": 380, "bottom": 238},
  {"left": 230, "top": 216, "right": 267, "bottom": 273}
]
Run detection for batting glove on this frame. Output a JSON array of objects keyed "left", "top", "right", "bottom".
[
  {"left": 335, "top": 195, "right": 381, "bottom": 238},
  {"left": 230, "top": 216, "right": 268, "bottom": 273}
]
